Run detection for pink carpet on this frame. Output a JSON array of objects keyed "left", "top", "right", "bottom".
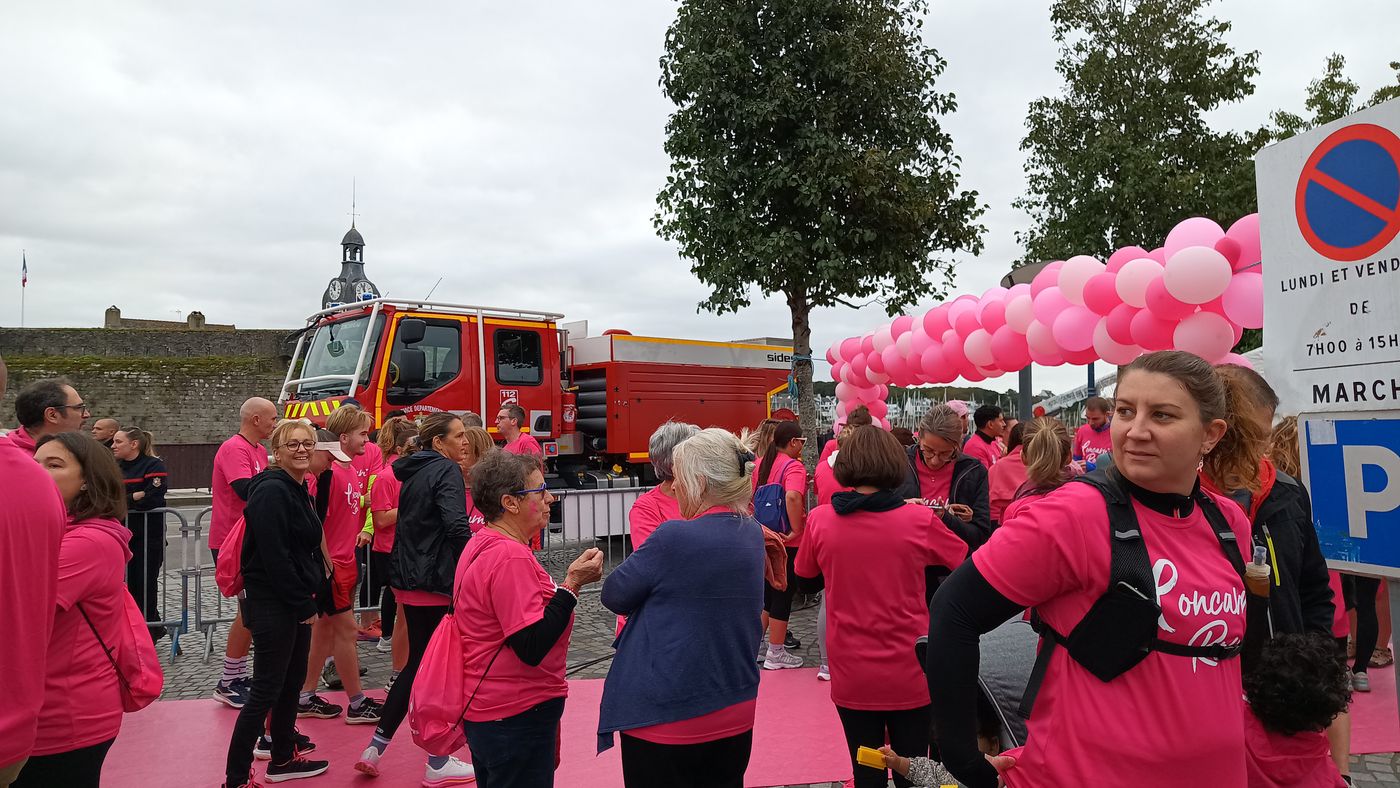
[
  {"left": 105, "top": 669, "right": 854, "bottom": 787},
  {"left": 1351, "top": 663, "right": 1400, "bottom": 754}
]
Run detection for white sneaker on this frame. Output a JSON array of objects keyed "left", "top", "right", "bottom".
[
  {"left": 423, "top": 755, "right": 476, "bottom": 787},
  {"left": 817, "top": 664, "right": 830, "bottom": 681},
  {"left": 763, "top": 645, "right": 803, "bottom": 670},
  {"left": 377, "top": 637, "right": 393, "bottom": 654},
  {"left": 354, "top": 746, "right": 382, "bottom": 777}
]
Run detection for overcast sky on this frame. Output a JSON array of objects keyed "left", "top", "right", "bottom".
[{"left": 2, "top": 1, "right": 1395, "bottom": 396}]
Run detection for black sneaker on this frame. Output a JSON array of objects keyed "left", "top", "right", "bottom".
[
  {"left": 296, "top": 694, "right": 342, "bottom": 719},
  {"left": 265, "top": 755, "right": 329, "bottom": 782},
  {"left": 212, "top": 677, "right": 251, "bottom": 709},
  {"left": 784, "top": 631, "right": 801, "bottom": 650},
  {"left": 321, "top": 661, "right": 368, "bottom": 690},
  {"left": 254, "top": 729, "right": 315, "bottom": 760},
  {"left": 345, "top": 697, "right": 383, "bottom": 725}
]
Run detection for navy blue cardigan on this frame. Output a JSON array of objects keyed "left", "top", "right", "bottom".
[{"left": 596, "top": 510, "right": 765, "bottom": 752}]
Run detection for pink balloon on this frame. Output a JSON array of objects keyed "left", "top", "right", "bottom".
[
  {"left": 849, "top": 355, "right": 869, "bottom": 381},
  {"left": 1214, "top": 237, "right": 1242, "bottom": 268},
  {"left": 1032, "top": 286, "right": 1072, "bottom": 326},
  {"left": 1130, "top": 309, "right": 1176, "bottom": 350},
  {"left": 1218, "top": 352, "right": 1254, "bottom": 370},
  {"left": 922, "top": 306, "right": 952, "bottom": 338},
  {"left": 1009, "top": 282, "right": 1033, "bottom": 299},
  {"left": 1082, "top": 272, "right": 1121, "bottom": 315},
  {"left": 1222, "top": 272, "right": 1264, "bottom": 329},
  {"left": 1164, "top": 246, "right": 1233, "bottom": 304},
  {"left": 919, "top": 343, "right": 946, "bottom": 378},
  {"left": 1146, "top": 247, "right": 1167, "bottom": 265},
  {"left": 1030, "top": 261, "right": 1065, "bottom": 297},
  {"left": 954, "top": 307, "right": 982, "bottom": 338},
  {"left": 1145, "top": 277, "right": 1196, "bottom": 321},
  {"left": 1029, "top": 345, "right": 1065, "bottom": 367},
  {"left": 1052, "top": 306, "right": 1099, "bottom": 352},
  {"left": 1064, "top": 346, "right": 1099, "bottom": 365},
  {"left": 961, "top": 367, "right": 987, "bottom": 383},
  {"left": 866, "top": 400, "right": 888, "bottom": 419},
  {"left": 866, "top": 349, "right": 886, "bottom": 374},
  {"left": 910, "top": 327, "right": 934, "bottom": 355},
  {"left": 839, "top": 337, "right": 861, "bottom": 361},
  {"left": 965, "top": 328, "right": 995, "bottom": 368},
  {"left": 872, "top": 326, "right": 895, "bottom": 353},
  {"left": 1163, "top": 217, "right": 1225, "bottom": 261},
  {"left": 884, "top": 352, "right": 911, "bottom": 385},
  {"left": 825, "top": 346, "right": 839, "bottom": 365},
  {"left": 1093, "top": 320, "right": 1142, "bottom": 366},
  {"left": 834, "top": 382, "right": 854, "bottom": 401},
  {"left": 940, "top": 330, "right": 969, "bottom": 371},
  {"left": 1026, "top": 319, "right": 1058, "bottom": 356},
  {"left": 860, "top": 335, "right": 876, "bottom": 356},
  {"left": 1199, "top": 293, "right": 1227, "bottom": 317},
  {"left": 1173, "top": 311, "right": 1235, "bottom": 363},
  {"left": 979, "top": 298, "right": 1008, "bottom": 333},
  {"left": 834, "top": 401, "right": 847, "bottom": 419},
  {"left": 892, "top": 314, "right": 915, "bottom": 337},
  {"left": 1004, "top": 294, "right": 1035, "bottom": 333},
  {"left": 1058, "top": 255, "right": 1106, "bottom": 306},
  {"left": 1226, "top": 213, "right": 1262, "bottom": 271},
  {"left": 1107, "top": 246, "right": 1150, "bottom": 273},
  {"left": 1115, "top": 258, "right": 1164, "bottom": 308},
  {"left": 1105, "top": 303, "right": 1139, "bottom": 345},
  {"left": 895, "top": 332, "right": 914, "bottom": 356},
  {"left": 865, "top": 367, "right": 890, "bottom": 386},
  {"left": 991, "top": 326, "right": 1031, "bottom": 370}
]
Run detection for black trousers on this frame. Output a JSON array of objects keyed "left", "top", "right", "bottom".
[
  {"left": 225, "top": 597, "right": 313, "bottom": 786},
  {"left": 126, "top": 512, "right": 166, "bottom": 624},
  {"left": 1352, "top": 575, "right": 1383, "bottom": 674},
  {"left": 619, "top": 730, "right": 753, "bottom": 788},
  {"left": 763, "top": 547, "right": 799, "bottom": 622},
  {"left": 370, "top": 551, "right": 397, "bottom": 633},
  {"left": 835, "top": 704, "right": 931, "bottom": 788},
  {"left": 375, "top": 603, "right": 448, "bottom": 739},
  {"left": 12, "top": 739, "right": 115, "bottom": 788}
]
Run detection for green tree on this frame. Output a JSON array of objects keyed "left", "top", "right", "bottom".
[
  {"left": 655, "top": 0, "right": 985, "bottom": 458},
  {"left": 1014, "top": 0, "right": 1260, "bottom": 265}
]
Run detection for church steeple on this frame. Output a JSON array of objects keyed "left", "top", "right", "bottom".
[{"left": 321, "top": 186, "right": 381, "bottom": 308}]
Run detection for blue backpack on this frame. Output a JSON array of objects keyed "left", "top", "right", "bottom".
[{"left": 753, "top": 458, "right": 799, "bottom": 534}]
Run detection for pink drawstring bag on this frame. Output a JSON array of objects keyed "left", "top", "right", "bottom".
[
  {"left": 79, "top": 592, "right": 164, "bottom": 711},
  {"left": 215, "top": 516, "right": 247, "bottom": 597}
]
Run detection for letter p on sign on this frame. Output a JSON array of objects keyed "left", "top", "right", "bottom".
[
  {"left": 1343, "top": 444, "right": 1400, "bottom": 538},
  {"left": 1303, "top": 412, "right": 1400, "bottom": 578}
]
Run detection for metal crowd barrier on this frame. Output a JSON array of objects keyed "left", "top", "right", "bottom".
[
  {"left": 165, "top": 486, "right": 651, "bottom": 663},
  {"left": 126, "top": 507, "right": 196, "bottom": 661}
]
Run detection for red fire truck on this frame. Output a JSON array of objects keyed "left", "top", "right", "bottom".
[{"left": 278, "top": 299, "right": 791, "bottom": 484}]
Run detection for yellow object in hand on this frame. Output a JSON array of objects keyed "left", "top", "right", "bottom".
[{"left": 856, "top": 746, "right": 885, "bottom": 770}]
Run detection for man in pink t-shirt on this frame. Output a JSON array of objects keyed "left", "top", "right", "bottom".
[
  {"left": 209, "top": 397, "right": 276, "bottom": 709},
  {"left": 497, "top": 404, "right": 542, "bottom": 456},
  {"left": 963, "top": 404, "right": 1006, "bottom": 470},
  {"left": 299, "top": 408, "right": 383, "bottom": 724},
  {"left": 0, "top": 356, "right": 68, "bottom": 784},
  {"left": 1073, "top": 397, "right": 1113, "bottom": 466}
]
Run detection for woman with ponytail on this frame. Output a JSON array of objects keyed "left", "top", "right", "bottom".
[
  {"left": 997, "top": 417, "right": 1072, "bottom": 525},
  {"left": 111, "top": 426, "right": 169, "bottom": 636}
]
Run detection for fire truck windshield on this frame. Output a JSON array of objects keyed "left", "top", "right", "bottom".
[{"left": 295, "top": 313, "right": 383, "bottom": 396}]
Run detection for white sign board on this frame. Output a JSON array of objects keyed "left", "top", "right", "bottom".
[{"left": 1256, "top": 98, "right": 1400, "bottom": 415}]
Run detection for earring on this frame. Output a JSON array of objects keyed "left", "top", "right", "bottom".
[{"left": 80, "top": 484, "right": 88, "bottom": 491}]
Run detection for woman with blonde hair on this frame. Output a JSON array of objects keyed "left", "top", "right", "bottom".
[
  {"left": 461, "top": 425, "right": 498, "bottom": 534},
  {"left": 996, "top": 417, "right": 1073, "bottom": 524}
]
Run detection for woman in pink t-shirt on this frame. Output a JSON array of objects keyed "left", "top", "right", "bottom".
[
  {"left": 996, "top": 417, "right": 1072, "bottom": 524},
  {"left": 459, "top": 427, "right": 497, "bottom": 534},
  {"left": 616, "top": 422, "right": 697, "bottom": 637},
  {"left": 811, "top": 406, "right": 873, "bottom": 679},
  {"left": 795, "top": 426, "right": 967, "bottom": 788},
  {"left": 19, "top": 433, "right": 135, "bottom": 787},
  {"left": 752, "top": 420, "right": 808, "bottom": 669},
  {"left": 986, "top": 421, "right": 1027, "bottom": 523},
  {"left": 927, "top": 351, "right": 1268, "bottom": 788},
  {"left": 453, "top": 451, "right": 604, "bottom": 787}
]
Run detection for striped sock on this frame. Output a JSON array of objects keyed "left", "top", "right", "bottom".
[
  {"left": 221, "top": 656, "right": 248, "bottom": 686},
  {"left": 300, "top": 691, "right": 313, "bottom": 705},
  {"left": 349, "top": 693, "right": 366, "bottom": 710},
  {"left": 368, "top": 734, "right": 391, "bottom": 756}
]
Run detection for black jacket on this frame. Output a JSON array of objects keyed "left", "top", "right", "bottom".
[
  {"left": 240, "top": 468, "right": 325, "bottom": 620},
  {"left": 119, "top": 454, "right": 168, "bottom": 533},
  {"left": 1227, "top": 471, "right": 1334, "bottom": 637},
  {"left": 390, "top": 450, "right": 472, "bottom": 596},
  {"left": 897, "top": 448, "right": 993, "bottom": 550}
]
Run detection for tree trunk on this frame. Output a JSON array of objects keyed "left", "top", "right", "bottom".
[{"left": 787, "top": 289, "right": 817, "bottom": 469}]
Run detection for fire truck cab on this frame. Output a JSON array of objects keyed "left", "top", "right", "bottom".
[{"left": 279, "top": 299, "right": 790, "bottom": 483}]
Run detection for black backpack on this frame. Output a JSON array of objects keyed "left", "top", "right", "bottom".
[{"left": 1018, "top": 467, "right": 1246, "bottom": 717}]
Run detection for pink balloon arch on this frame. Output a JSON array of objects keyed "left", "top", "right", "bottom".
[{"left": 828, "top": 214, "right": 1264, "bottom": 428}]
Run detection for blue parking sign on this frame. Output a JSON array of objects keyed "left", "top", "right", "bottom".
[{"left": 1302, "top": 411, "right": 1400, "bottom": 578}]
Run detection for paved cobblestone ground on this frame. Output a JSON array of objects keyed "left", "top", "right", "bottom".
[{"left": 153, "top": 509, "right": 1398, "bottom": 787}]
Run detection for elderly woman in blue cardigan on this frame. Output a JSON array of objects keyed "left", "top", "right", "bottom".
[{"left": 598, "top": 427, "right": 766, "bottom": 788}]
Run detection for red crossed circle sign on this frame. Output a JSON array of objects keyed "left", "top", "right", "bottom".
[{"left": 1294, "top": 123, "right": 1400, "bottom": 262}]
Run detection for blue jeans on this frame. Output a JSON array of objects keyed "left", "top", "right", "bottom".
[{"left": 464, "top": 696, "right": 566, "bottom": 788}]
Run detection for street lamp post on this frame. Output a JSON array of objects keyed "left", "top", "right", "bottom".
[{"left": 1001, "top": 262, "right": 1054, "bottom": 422}]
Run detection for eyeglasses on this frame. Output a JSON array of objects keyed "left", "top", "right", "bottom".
[
  {"left": 280, "top": 440, "right": 316, "bottom": 452},
  {"left": 511, "top": 483, "right": 550, "bottom": 496},
  {"left": 919, "top": 445, "right": 956, "bottom": 462},
  {"left": 55, "top": 402, "right": 91, "bottom": 416}
]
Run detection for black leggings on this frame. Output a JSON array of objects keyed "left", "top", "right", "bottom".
[
  {"left": 225, "top": 597, "right": 313, "bottom": 785},
  {"left": 13, "top": 739, "right": 114, "bottom": 788},
  {"left": 366, "top": 551, "right": 396, "bottom": 633},
  {"left": 375, "top": 602, "right": 448, "bottom": 739},
  {"left": 835, "top": 705, "right": 932, "bottom": 788},
  {"left": 619, "top": 730, "right": 753, "bottom": 788},
  {"left": 763, "top": 547, "right": 799, "bottom": 622},
  {"left": 1352, "top": 575, "right": 1382, "bottom": 674}
]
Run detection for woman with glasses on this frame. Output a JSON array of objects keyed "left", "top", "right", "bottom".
[
  {"left": 224, "top": 420, "right": 331, "bottom": 787},
  {"left": 455, "top": 451, "right": 603, "bottom": 787},
  {"left": 355, "top": 412, "right": 476, "bottom": 785},
  {"left": 111, "top": 426, "right": 169, "bottom": 638},
  {"left": 752, "top": 420, "right": 809, "bottom": 669}
]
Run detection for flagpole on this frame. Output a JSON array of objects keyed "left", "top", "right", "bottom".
[{"left": 20, "top": 249, "right": 25, "bottom": 328}]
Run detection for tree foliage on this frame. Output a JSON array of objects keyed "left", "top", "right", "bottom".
[
  {"left": 655, "top": 0, "right": 986, "bottom": 452},
  {"left": 1014, "top": 0, "right": 1260, "bottom": 265}
]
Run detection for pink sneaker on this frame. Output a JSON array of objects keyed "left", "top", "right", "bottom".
[{"left": 354, "top": 746, "right": 381, "bottom": 778}]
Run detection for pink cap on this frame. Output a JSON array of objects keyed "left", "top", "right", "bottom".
[{"left": 946, "top": 400, "right": 970, "bottom": 417}]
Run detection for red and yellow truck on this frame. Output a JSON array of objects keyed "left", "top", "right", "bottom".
[{"left": 278, "top": 299, "right": 790, "bottom": 483}]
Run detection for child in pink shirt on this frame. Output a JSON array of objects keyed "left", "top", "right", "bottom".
[{"left": 1242, "top": 633, "right": 1351, "bottom": 788}]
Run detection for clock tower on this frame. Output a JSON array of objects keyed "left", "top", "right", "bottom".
[{"left": 321, "top": 222, "right": 381, "bottom": 309}]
